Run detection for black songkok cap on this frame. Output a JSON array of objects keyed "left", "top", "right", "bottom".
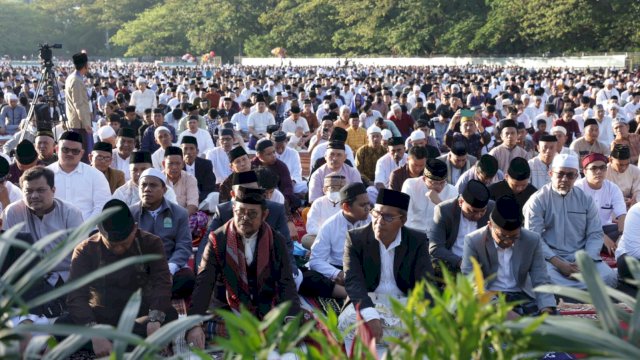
[
  {"left": 16, "top": 140, "right": 38, "bottom": 164},
  {"left": 330, "top": 127, "right": 348, "bottom": 142},
  {"left": 498, "top": 119, "right": 517, "bottom": 132},
  {"left": 290, "top": 106, "right": 301, "bottom": 114},
  {"left": 125, "top": 105, "right": 136, "bottom": 113},
  {"left": 611, "top": 144, "right": 631, "bottom": 160},
  {"left": 234, "top": 186, "right": 265, "bottom": 205},
  {"left": 117, "top": 127, "right": 136, "bottom": 139},
  {"left": 490, "top": 195, "right": 522, "bottom": 231},
  {"left": 327, "top": 140, "right": 345, "bottom": 150},
  {"left": 36, "top": 128, "right": 55, "bottom": 139},
  {"left": 266, "top": 124, "right": 280, "bottom": 134},
  {"left": 228, "top": 146, "right": 248, "bottom": 162},
  {"left": 477, "top": 154, "right": 499, "bottom": 178},
  {"left": 387, "top": 137, "right": 405, "bottom": 147},
  {"left": 163, "top": 146, "right": 182, "bottom": 157},
  {"left": 59, "top": 131, "right": 84, "bottom": 145},
  {"left": 376, "top": 188, "right": 410, "bottom": 211},
  {"left": 72, "top": 52, "right": 88, "bottom": 68},
  {"left": 180, "top": 135, "right": 198, "bottom": 147},
  {"left": 424, "top": 145, "right": 440, "bottom": 159},
  {"left": 462, "top": 179, "right": 490, "bottom": 209},
  {"left": 507, "top": 157, "right": 530, "bottom": 181},
  {"left": 0, "top": 156, "right": 8, "bottom": 177},
  {"left": 220, "top": 128, "right": 234, "bottom": 137},
  {"left": 231, "top": 170, "right": 258, "bottom": 185},
  {"left": 98, "top": 199, "right": 135, "bottom": 243},
  {"left": 424, "top": 158, "right": 447, "bottom": 180},
  {"left": 130, "top": 151, "right": 152, "bottom": 164},
  {"left": 584, "top": 118, "right": 599, "bottom": 127},
  {"left": 152, "top": 108, "right": 163, "bottom": 114},
  {"left": 539, "top": 134, "right": 557, "bottom": 142},
  {"left": 272, "top": 131, "right": 287, "bottom": 142},
  {"left": 450, "top": 141, "right": 468, "bottom": 156},
  {"left": 256, "top": 139, "right": 274, "bottom": 152},
  {"left": 93, "top": 141, "right": 113, "bottom": 153},
  {"left": 339, "top": 182, "right": 367, "bottom": 203}
]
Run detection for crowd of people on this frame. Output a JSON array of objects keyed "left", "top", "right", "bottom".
[{"left": 3, "top": 53, "right": 640, "bottom": 355}]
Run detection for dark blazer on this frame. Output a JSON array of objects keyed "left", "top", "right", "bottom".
[
  {"left": 437, "top": 153, "right": 477, "bottom": 186},
  {"left": 428, "top": 197, "right": 495, "bottom": 270},
  {"left": 195, "top": 200, "right": 293, "bottom": 272},
  {"left": 185, "top": 157, "right": 216, "bottom": 203},
  {"left": 343, "top": 224, "right": 434, "bottom": 311},
  {"left": 461, "top": 226, "right": 556, "bottom": 309},
  {"left": 189, "top": 223, "right": 301, "bottom": 319}
]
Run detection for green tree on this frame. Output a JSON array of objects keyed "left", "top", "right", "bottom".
[{"left": 0, "top": 1, "right": 60, "bottom": 58}]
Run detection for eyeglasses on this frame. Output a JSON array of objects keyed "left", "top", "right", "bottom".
[
  {"left": 61, "top": 147, "right": 82, "bottom": 155},
  {"left": 94, "top": 155, "right": 112, "bottom": 162},
  {"left": 233, "top": 208, "right": 260, "bottom": 220},
  {"left": 585, "top": 165, "right": 607, "bottom": 172},
  {"left": 552, "top": 171, "right": 578, "bottom": 180},
  {"left": 370, "top": 209, "right": 403, "bottom": 223}
]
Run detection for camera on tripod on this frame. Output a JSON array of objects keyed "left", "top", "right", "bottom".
[{"left": 38, "top": 43, "right": 62, "bottom": 67}]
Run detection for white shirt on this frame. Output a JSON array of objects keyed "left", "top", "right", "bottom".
[
  {"left": 575, "top": 179, "right": 626, "bottom": 226},
  {"left": 231, "top": 112, "right": 251, "bottom": 132},
  {"left": 454, "top": 213, "right": 476, "bottom": 257},
  {"left": 275, "top": 147, "right": 303, "bottom": 183},
  {"left": 112, "top": 179, "right": 177, "bottom": 206},
  {"left": 185, "top": 162, "right": 195, "bottom": 177},
  {"left": 310, "top": 212, "right": 371, "bottom": 280},
  {"left": 374, "top": 153, "right": 407, "bottom": 187},
  {"left": 269, "top": 188, "right": 285, "bottom": 204},
  {"left": 373, "top": 229, "right": 404, "bottom": 297},
  {"left": 595, "top": 116, "right": 615, "bottom": 145},
  {"left": 130, "top": 88, "right": 158, "bottom": 114},
  {"left": 359, "top": 110, "right": 382, "bottom": 129},
  {"left": 305, "top": 195, "right": 342, "bottom": 235},
  {"left": 596, "top": 88, "right": 620, "bottom": 105},
  {"left": 243, "top": 232, "right": 259, "bottom": 265},
  {"left": 402, "top": 178, "right": 458, "bottom": 233},
  {"left": 178, "top": 128, "right": 215, "bottom": 155},
  {"left": 47, "top": 162, "right": 111, "bottom": 221},
  {"left": 111, "top": 150, "right": 131, "bottom": 181},
  {"left": 281, "top": 116, "right": 310, "bottom": 135},
  {"left": 616, "top": 202, "right": 640, "bottom": 259},
  {"left": 488, "top": 242, "right": 519, "bottom": 292},
  {"left": 204, "top": 147, "right": 231, "bottom": 184},
  {"left": 528, "top": 156, "right": 552, "bottom": 190},
  {"left": 247, "top": 111, "right": 275, "bottom": 134},
  {"left": 152, "top": 147, "right": 167, "bottom": 170}
]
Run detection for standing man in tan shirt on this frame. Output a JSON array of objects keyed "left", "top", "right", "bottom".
[{"left": 65, "top": 52, "right": 93, "bottom": 163}]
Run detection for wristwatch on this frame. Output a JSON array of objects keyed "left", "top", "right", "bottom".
[{"left": 148, "top": 310, "right": 166, "bottom": 324}]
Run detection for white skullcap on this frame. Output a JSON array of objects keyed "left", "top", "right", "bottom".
[
  {"left": 502, "top": 99, "right": 512, "bottom": 106},
  {"left": 8, "top": 93, "right": 18, "bottom": 101},
  {"left": 391, "top": 103, "right": 402, "bottom": 111},
  {"left": 627, "top": 81, "right": 634, "bottom": 88},
  {"left": 605, "top": 79, "right": 614, "bottom": 86},
  {"left": 413, "top": 85, "right": 421, "bottom": 91},
  {"left": 522, "top": 94, "right": 530, "bottom": 100},
  {"left": 381, "top": 129, "right": 393, "bottom": 140},
  {"left": 154, "top": 126, "right": 171, "bottom": 138},
  {"left": 409, "top": 130, "right": 426, "bottom": 141},
  {"left": 551, "top": 153, "right": 579, "bottom": 171},
  {"left": 359, "top": 87, "right": 368, "bottom": 95},
  {"left": 367, "top": 125, "right": 382, "bottom": 135},
  {"left": 139, "top": 168, "right": 166, "bottom": 186},
  {"left": 136, "top": 77, "right": 147, "bottom": 85},
  {"left": 550, "top": 126, "right": 567, "bottom": 135}
]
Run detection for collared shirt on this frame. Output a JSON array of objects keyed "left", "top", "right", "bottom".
[
  {"left": 178, "top": 128, "right": 215, "bottom": 156},
  {"left": 47, "top": 162, "right": 111, "bottom": 221},
  {"left": 111, "top": 150, "right": 131, "bottom": 181},
  {"left": 247, "top": 111, "right": 275, "bottom": 134},
  {"left": 355, "top": 144, "right": 387, "bottom": 183},
  {"left": 488, "top": 241, "right": 519, "bottom": 293},
  {"left": 489, "top": 144, "right": 530, "bottom": 174},
  {"left": 308, "top": 164, "right": 362, "bottom": 202},
  {"left": 243, "top": 232, "right": 259, "bottom": 266},
  {"left": 345, "top": 127, "right": 368, "bottom": 152},
  {"left": 575, "top": 179, "right": 626, "bottom": 226},
  {"left": 528, "top": 156, "right": 552, "bottom": 189},
  {"left": 112, "top": 179, "right": 177, "bottom": 206},
  {"left": 375, "top": 153, "right": 407, "bottom": 188},
  {"left": 185, "top": 162, "right": 195, "bottom": 177},
  {"left": 130, "top": 88, "right": 157, "bottom": 114},
  {"left": 0, "top": 181, "right": 23, "bottom": 213},
  {"left": 310, "top": 212, "right": 371, "bottom": 280},
  {"left": 373, "top": 229, "right": 404, "bottom": 297},
  {"left": 275, "top": 147, "right": 303, "bottom": 183},
  {"left": 402, "top": 177, "right": 458, "bottom": 233},
  {"left": 310, "top": 141, "right": 356, "bottom": 166},
  {"left": 230, "top": 112, "right": 250, "bottom": 132},
  {"left": 305, "top": 195, "right": 342, "bottom": 235},
  {"left": 204, "top": 146, "right": 232, "bottom": 184},
  {"left": 454, "top": 213, "right": 476, "bottom": 257},
  {"left": 455, "top": 165, "right": 505, "bottom": 194},
  {"left": 281, "top": 116, "right": 310, "bottom": 135},
  {"left": 616, "top": 202, "right": 640, "bottom": 259},
  {"left": 169, "top": 171, "right": 199, "bottom": 209},
  {"left": 569, "top": 137, "right": 611, "bottom": 168}
]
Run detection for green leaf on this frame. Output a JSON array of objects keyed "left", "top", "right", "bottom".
[
  {"left": 112, "top": 290, "right": 142, "bottom": 359},
  {"left": 128, "top": 315, "right": 210, "bottom": 358},
  {"left": 43, "top": 334, "right": 89, "bottom": 360}
]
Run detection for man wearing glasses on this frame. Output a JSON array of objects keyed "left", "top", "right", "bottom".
[
  {"left": 339, "top": 189, "right": 434, "bottom": 342},
  {"left": 46, "top": 131, "right": 111, "bottom": 221},
  {"left": 523, "top": 153, "right": 618, "bottom": 288},
  {"left": 462, "top": 196, "right": 557, "bottom": 316},
  {"left": 89, "top": 141, "right": 125, "bottom": 194}
]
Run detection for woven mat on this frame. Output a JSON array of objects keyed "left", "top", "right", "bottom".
[{"left": 558, "top": 300, "right": 632, "bottom": 319}]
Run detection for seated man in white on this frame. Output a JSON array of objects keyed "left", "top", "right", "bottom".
[
  {"left": 402, "top": 158, "right": 458, "bottom": 234},
  {"left": 310, "top": 183, "right": 371, "bottom": 299},
  {"left": 523, "top": 153, "right": 618, "bottom": 289},
  {"left": 301, "top": 172, "right": 346, "bottom": 250}
]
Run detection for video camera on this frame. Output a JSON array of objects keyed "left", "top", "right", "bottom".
[{"left": 38, "top": 43, "right": 62, "bottom": 67}]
